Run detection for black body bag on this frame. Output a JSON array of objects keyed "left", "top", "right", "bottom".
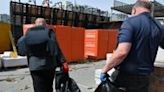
[
  {"left": 94, "top": 77, "right": 125, "bottom": 92},
  {"left": 55, "top": 69, "right": 81, "bottom": 92}
]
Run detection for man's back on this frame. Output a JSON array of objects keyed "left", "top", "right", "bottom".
[
  {"left": 25, "top": 26, "right": 56, "bottom": 71},
  {"left": 17, "top": 18, "right": 67, "bottom": 92},
  {"left": 119, "top": 12, "right": 164, "bottom": 75}
]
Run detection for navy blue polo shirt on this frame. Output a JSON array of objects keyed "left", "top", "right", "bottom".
[{"left": 118, "top": 12, "right": 164, "bottom": 75}]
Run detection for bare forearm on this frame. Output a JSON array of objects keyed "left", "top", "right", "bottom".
[
  {"left": 102, "top": 50, "right": 127, "bottom": 73},
  {"left": 101, "top": 42, "right": 132, "bottom": 73}
]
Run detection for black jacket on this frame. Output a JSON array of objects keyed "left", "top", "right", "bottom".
[{"left": 17, "top": 26, "right": 65, "bottom": 71}]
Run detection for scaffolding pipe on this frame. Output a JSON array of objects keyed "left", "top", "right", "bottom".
[{"left": 151, "top": 0, "right": 155, "bottom": 17}]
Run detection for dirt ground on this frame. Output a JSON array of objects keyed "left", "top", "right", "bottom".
[
  {"left": 0, "top": 48, "right": 164, "bottom": 92},
  {"left": 0, "top": 60, "right": 105, "bottom": 92}
]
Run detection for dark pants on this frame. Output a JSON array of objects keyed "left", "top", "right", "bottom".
[
  {"left": 30, "top": 69, "right": 55, "bottom": 92},
  {"left": 114, "top": 72, "right": 150, "bottom": 92}
]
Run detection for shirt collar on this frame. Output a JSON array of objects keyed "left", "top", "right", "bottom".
[{"left": 140, "top": 12, "right": 151, "bottom": 16}]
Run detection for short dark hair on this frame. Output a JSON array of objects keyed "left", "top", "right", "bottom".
[{"left": 133, "top": 1, "right": 152, "bottom": 11}]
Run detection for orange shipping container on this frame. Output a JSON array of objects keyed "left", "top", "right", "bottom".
[
  {"left": 54, "top": 25, "right": 72, "bottom": 62},
  {"left": 107, "top": 29, "right": 118, "bottom": 53},
  {"left": 85, "top": 29, "right": 108, "bottom": 60},
  {"left": 71, "top": 27, "right": 85, "bottom": 62}
]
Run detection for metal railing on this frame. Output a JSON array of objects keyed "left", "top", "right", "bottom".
[{"left": 113, "top": 0, "right": 128, "bottom": 7}]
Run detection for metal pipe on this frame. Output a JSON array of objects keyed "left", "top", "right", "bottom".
[
  {"left": 52, "top": 2, "right": 62, "bottom": 9},
  {"left": 151, "top": 0, "right": 155, "bottom": 17}
]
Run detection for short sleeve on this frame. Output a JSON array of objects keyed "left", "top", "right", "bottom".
[{"left": 118, "top": 20, "right": 134, "bottom": 43}]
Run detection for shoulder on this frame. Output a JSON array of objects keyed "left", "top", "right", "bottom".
[
  {"left": 18, "top": 36, "right": 25, "bottom": 42},
  {"left": 17, "top": 36, "right": 26, "bottom": 46},
  {"left": 121, "top": 18, "right": 135, "bottom": 30},
  {"left": 124, "top": 15, "right": 143, "bottom": 24},
  {"left": 28, "top": 26, "right": 46, "bottom": 31},
  {"left": 122, "top": 14, "right": 146, "bottom": 29}
]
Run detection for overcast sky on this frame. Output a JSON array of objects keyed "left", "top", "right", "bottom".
[{"left": 0, "top": 0, "right": 164, "bottom": 14}]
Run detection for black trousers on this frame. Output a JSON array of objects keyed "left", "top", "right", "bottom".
[
  {"left": 114, "top": 72, "right": 150, "bottom": 92},
  {"left": 30, "top": 69, "right": 55, "bottom": 92}
]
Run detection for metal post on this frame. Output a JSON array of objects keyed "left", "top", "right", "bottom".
[
  {"left": 151, "top": 0, "right": 155, "bottom": 17},
  {"left": 110, "top": 9, "right": 113, "bottom": 21},
  {"left": 33, "top": 0, "right": 36, "bottom": 5},
  {"left": 74, "top": 0, "right": 77, "bottom": 6}
]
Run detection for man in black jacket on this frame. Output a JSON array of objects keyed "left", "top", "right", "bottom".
[{"left": 17, "top": 18, "right": 68, "bottom": 92}]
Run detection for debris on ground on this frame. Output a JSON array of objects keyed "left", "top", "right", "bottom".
[{"left": 5, "top": 77, "right": 16, "bottom": 82}]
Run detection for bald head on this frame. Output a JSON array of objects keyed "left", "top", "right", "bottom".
[{"left": 35, "top": 18, "right": 46, "bottom": 26}]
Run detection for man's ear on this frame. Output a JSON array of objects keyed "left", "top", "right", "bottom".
[
  {"left": 133, "top": 8, "right": 136, "bottom": 15},
  {"left": 131, "top": 7, "right": 136, "bottom": 15}
]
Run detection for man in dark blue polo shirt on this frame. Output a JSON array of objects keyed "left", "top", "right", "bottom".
[{"left": 100, "top": 1, "right": 164, "bottom": 92}]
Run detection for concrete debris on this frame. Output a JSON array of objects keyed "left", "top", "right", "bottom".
[
  {"left": 20, "top": 77, "right": 25, "bottom": 80},
  {"left": 20, "top": 85, "right": 30, "bottom": 91},
  {"left": 5, "top": 77, "right": 16, "bottom": 82}
]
